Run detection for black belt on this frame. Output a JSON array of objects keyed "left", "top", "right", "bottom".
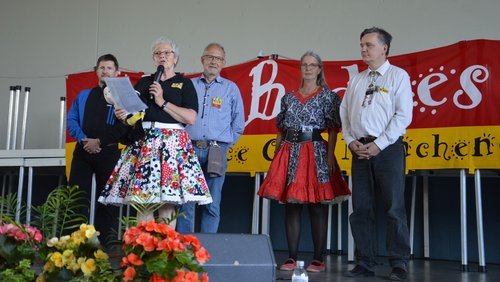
[
  {"left": 284, "top": 129, "right": 324, "bottom": 143},
  {"left": 192, "top": 140, "right": 224, "bottom": 149},
  {"left": 358, "top": 136, "right": 377, "bottom": 144}
]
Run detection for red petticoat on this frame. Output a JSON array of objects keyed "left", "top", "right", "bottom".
[{"left": 258, "top": 142, "right": 351, "bottom": 204}]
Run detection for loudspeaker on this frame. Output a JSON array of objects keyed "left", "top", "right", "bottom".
[{"left": 194, "top": 233, "right": 276, "bottom": 282}]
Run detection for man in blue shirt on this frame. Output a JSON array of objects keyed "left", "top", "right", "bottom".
[{"left": 176, "top": 43, "right": 245, "bottom": 233}]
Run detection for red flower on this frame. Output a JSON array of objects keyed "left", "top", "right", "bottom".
[
  {"left": 136, "top": 232, "right": 158, "bottom": 252},
  {"left": 126, "top": 253, "right": 144, "bottom": 266},
  {"left": 123, "top": 266, "right": 136, "bottom": 281},
  {"left": 195, "top": 247, "right": 210, "bottom": 264},
  {"left": 149, "top": 273, "right": 169, "bottom": 282},
  {"left": 182, "top": 235, "right": 201, "bottom": 249},
  {"left": 122, "top": 221, "right": 210, "bottom": 281}
]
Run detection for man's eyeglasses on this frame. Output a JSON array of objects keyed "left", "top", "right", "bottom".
[
  {"left": 153, "top": 50, "right": 175, "bottom": 57},
  {"left": 203, "top": 55, "right": 225, "bottom": 63},
  {"left": 301, "top": 63, "right": 320, "bottom": 69}
]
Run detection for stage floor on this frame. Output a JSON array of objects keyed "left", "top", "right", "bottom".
[{"left": 274, "top": 251, "right": 500, "bottom": 282}]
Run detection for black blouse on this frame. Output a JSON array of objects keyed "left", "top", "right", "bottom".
[{"left": 134, "top": 73, "right": 198, "bottom": 123}]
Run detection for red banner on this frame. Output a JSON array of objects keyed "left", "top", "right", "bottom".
[{"left": 66, "top": 40, "right": 500, "bottom": 173}]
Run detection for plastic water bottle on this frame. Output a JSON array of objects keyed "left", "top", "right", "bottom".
[{"left": 291, "top": 260, "right": 308, "bottom": 282}]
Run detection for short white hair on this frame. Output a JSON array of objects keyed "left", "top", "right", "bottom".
[{"left": 151, "top": 36, "right": 179, "bottom": 59}]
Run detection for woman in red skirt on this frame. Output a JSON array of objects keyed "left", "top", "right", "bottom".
[{"left": 258, "top": 51, "right": 350, "bottom": 273}]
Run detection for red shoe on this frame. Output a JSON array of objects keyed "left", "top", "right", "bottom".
[
  {"left": 306, "top": 260, "right": 326, "bottom": 272},
  {"left": 279, "top": 258, "right": 296, "bottom": 271}
]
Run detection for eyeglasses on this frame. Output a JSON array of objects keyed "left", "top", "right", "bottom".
[
  {"left": 153, "top": 50, "right": 175, "bottom": 57},
  {"left": 202, "top": 55, "right": 225, "bottom": 63},
  {"left": 301, "top": 63, "right": 320, "bottom": 69}
]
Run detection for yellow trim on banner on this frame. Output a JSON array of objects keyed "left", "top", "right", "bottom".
[
  {"left": 66, "top": 126, "right": 499, "bottom": 177},
  {"left": 226, "top": 126, "right": 500, "bottom": 175}
]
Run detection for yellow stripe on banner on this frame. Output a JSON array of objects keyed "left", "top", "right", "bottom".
[
  {"left": 404, "top": 126, "right": 500, "bottom": 173},
  {"left": 66, "top": 142, "right": 76, "bottom": 179},
  {"left": 66, "top": 126, "right": 499, "bottom": 177},
  {"left": 226, "top": 126, "right": 500, "bottom": 175}
]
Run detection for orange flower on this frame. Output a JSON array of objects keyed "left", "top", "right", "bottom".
[
  {"left": 137, "top": 232, "right": 158, "bottom": 251},
  {"left": 171, "top": 271, "right": 201, "bottom": 282},
  {"left": 126, "top": 253, "right": 143, "bottom": 266},
  {"left": 123, "top": 266, "right": 136, "bottom": 281},
  {"left": 156, "top": 238, "right": 171, "bottom": 252},
  {"left": 123, "top": 226, "right": 141, "bottom": 245},
  {"left": 166, "top": 228, "right": 178, "bottom": 239},
  {"left": 168, "top": 238, "right": 186, "bottom": 252},
  {"left": 195, "top": 247, "right": 210, "bottom": 264},
  {"left": 182, "top": 235, "right": 201, "bottom": 249},
  {"left": 122, "top": 221, "right": 210, "bottom": 282},
  {"left": 171, "top": 270, "right": 185, "bottom": 282},
  {"left": 184, "top": 271, "right": 199, "bottom": 281},
  {"left": 149, "top": 273, "right": 169, "bottom": 282},
  {"left": 154, "top": 222, "right": 172, "bottom": 235},
  {"left": 144, "top": 219, "right": 157, "bottom": 232}
]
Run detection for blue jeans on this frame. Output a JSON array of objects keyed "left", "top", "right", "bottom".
[
  {"left": 176, "top": 144, "right": 228, "bottom": 233},
  {"left": 349, "top": 138, "right": 410, "bottom": 271}
]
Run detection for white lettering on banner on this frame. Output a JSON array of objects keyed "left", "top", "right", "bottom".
[
  {"left": 454, "top": 65, "right": 489, "bottom": 109},
  {"left": 246, "top": 60, "right": 285, "bottom": 126},
  {"left": 413, "top": 64, "right": 489, "bottom": 114},
  {"left": 333, "top": 64, "right": 360, "bottom": 96},
  {"left": 417, "top": 72, "right": 448, "bottom": 106}
]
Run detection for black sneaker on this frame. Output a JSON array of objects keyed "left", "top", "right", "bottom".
[
  {"left": 345, "top": 265, "right": 375, "bottom": 277},
  {"left": 389, "top": 267, "right": 408, "bottom": 281}
]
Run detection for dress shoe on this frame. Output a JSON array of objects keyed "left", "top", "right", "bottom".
[
  {"left": 345, "top": 265, "right": 375, "bottom": 277},
  {"left": 279, "top": 258, "right": 296, "bottom": 271},
  {"left": 389, "top": 267, "right": 408, "bottom": 281},
  {"left": 306, "top": 260, "right": 326, "bottom": 272}
]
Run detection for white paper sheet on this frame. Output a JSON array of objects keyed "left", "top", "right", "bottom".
[{"left": 104, "top": 77, "right": 148, "bottom": 113}]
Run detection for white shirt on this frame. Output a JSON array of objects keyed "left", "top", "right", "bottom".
[{"left": 340, "top": 60, "right": 413, "bottom": 150}]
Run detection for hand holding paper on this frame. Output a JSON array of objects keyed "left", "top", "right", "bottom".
[{"left": 104, "top": 77, "right": 148, "bottom": 113}]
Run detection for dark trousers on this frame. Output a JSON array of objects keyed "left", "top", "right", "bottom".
[
  {"left": 349, "top": 138, "right": 410, "bottom": 271},
  {"left": 68, "top": 144, "right": 121, "bottom": 245}
]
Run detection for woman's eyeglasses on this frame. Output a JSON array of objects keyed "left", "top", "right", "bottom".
[
  {"left": 301, "top": 63, "right": 320, "bottom": 69},
  {"left": 153, "top": 50, "right": 175, "bottom": 57}
]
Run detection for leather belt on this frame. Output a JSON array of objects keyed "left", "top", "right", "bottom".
[
  {"left": 358, "top": 135, "right": 377, "bottom": 144},
  {"left": 193, "top": 140, "right": 209, "bottom": 149},
  {"left": 192, "top": 140, "right": 225, "bottom": 149},
  {"left": 284, "top": 129, "right": 324, "bottom": 143}
]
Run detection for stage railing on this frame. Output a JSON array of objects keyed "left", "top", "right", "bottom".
[{"left": 1, "top": 85, "right": 67, "bottom": 225}]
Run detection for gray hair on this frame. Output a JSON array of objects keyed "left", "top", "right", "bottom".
[
  {"left": 300, "top": 51, "right": 329, "bottom": 89},
  {"left": 203, "top": 42, "right": 226, "bottom": 57},
  {"left": 151, "top": 36, "right": 180, "bottom": 59}
]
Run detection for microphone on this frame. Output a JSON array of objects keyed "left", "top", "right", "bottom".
[{"left": 150, "top": 65, "right": 164, "bottom": 99}]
